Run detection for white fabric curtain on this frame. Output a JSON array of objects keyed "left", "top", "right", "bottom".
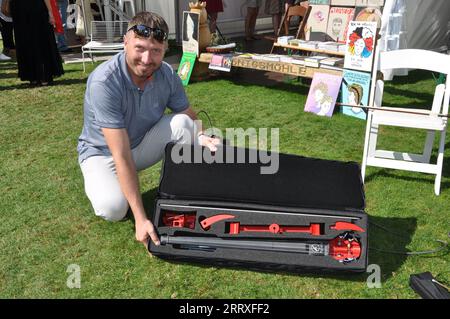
[
  {"left": 379, "top": 0, "right": 450, "bottom": 80},
  {"left": 379, "top": 0, "right": 408, "bottom": 80}
]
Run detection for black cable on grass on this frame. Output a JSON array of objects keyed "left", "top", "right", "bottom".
[{"left": 369, "top": 220, "right": 449, "bottom": 256}]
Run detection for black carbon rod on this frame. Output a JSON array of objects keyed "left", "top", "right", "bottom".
[{"left": 160, "top": 235, "right": 329, "bottom": 256}]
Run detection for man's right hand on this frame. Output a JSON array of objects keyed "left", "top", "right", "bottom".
[{"left": 135, "top": 219, "right": 160, "bottom": 247}]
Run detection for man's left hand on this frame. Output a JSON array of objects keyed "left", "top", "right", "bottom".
[{"left": 198, "top": 134, "right": 221, "bottom": 152}]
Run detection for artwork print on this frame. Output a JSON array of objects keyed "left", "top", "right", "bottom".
[
  {"left": 344, "top": 21, "right": 377, "bottom": 71},
  {"left": 305, "top": 72, "right": 343, "bottom": 117}
]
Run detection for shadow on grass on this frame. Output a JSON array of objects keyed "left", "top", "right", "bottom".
[
  {"left": 387, "top": 70, "right": 439, "bottom": 85},
  {"left": 140, "top": 185, "right": 416, "bottom": 283},
  {"left": 0, "top": 77, "right": 88, "bottom": 91},
  {"left": 0, "top": 62, "right": 16, "bottom": 70},
  {"left": 364, "top": 154, "right": 450, "bottom": 192},
  {"left": 187, "top": 64, "right": 435, "bottom": 100},
  {"left": 189, "top": 69, "right": 311, "bottom": 96},
  {"left": 382, "top": 87, "right": 435, "bottom": 109},
  {"left": 142, "top": 187, "right": 159, "bottom": 220},
  {"left": 0, "top": 72, "right": 18, "bottom": 79},
  {"left": 373, "top": 70, "right": 439, "bottom": 109}
]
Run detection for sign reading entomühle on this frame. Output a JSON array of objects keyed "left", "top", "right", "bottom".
[{"left": 232, "top": 57, "right": 309, "bottom": 77}]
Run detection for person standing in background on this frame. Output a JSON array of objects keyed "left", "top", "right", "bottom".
[
  {"left": 0, "top": 0, "right": 15, "bottom": 60},
  {"left": 244, "top": 0, "right": 261, "bottom": 41},
  {"left": 201, "top": 0, "right": 223, "bottom": 34},
  {"left": 56, "top": 0, "right": 72, "bottom": 52},
  {"left": 10, "top": 0, "right": 64, "bottom": 85},
  {"left": 265, "top": 0, "right": 284, "bottom": 35},
  {"left": 285, "top": 0, "right": 295, "bottom": 12}
]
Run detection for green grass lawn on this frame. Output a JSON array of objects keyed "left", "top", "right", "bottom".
[{"left": 0, "top": 55, "right": 448, "bottom": 299}]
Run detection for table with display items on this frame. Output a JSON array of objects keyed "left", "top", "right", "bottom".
[{"left": 198, "top": 52, "right": 343, "bottom": 79}]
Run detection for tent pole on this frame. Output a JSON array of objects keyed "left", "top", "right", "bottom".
[{"left": 79, "top": 0, "right": 89, "bottom": 41}]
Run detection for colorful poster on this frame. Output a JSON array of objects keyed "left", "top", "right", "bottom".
[
  {"left": 344, "top": 21, "right": 377, "bottom": 72},
  {"left": 326, "top": 7, "right": 355, "bottom": 43},
  {"left": 209, "top": 54, "right": 233, "bottom": 72},
  {"left": 182, "top": 11, "right": 200, "bottom": 56},
  {"left": 304, "top": 72, "right": 343, "bottom": 117},
  {"left": 305, "top": 5, "right": 330, "bottom": 41},
  {"left": 177, "top": 52, "right": 197, "bottom": 86},
  {"left": 341, "top": 69, "right": 371, "bottom": 120}
]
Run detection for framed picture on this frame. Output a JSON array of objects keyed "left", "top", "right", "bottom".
[{"left": 182, "top": 11, "right": 200, "bottom": 56}]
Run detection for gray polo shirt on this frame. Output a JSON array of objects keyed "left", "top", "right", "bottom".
[{"left": 77, "top": 51, "right": 189, "bottom": 164}]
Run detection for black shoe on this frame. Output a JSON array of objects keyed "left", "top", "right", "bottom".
[{"left": 39, "top": 79, "right": 54, "bottom": 86}]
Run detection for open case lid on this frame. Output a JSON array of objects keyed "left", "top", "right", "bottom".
[{"left": 158, "top": 143, "right": 366, "bottom": 212}]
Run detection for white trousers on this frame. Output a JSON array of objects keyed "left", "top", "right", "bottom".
[{"left": 79, "top": 113, "right": 195, "bottom": 221}]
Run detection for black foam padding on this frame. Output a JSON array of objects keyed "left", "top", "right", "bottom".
[{"left": 159, "top": 143, "right": 365, "bottom": 212}]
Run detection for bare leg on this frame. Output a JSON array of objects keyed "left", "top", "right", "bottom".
[
  {"left": 272, "top": 13, "right": 281, "bottom": 35},
  {"left": 250, "top": 6, "right": 260, "bottom": 38},
  {"left": 245, "top": 7, "right": 258, "bottom": 39},
  {"left": 208, "top": 12, "right": 218, "bottom": 33},
  {"left": 285, "top": 2, "right": 292, "bottom": 13}
]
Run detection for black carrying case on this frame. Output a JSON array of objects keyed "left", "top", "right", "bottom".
[
  {"left": 409, "top": 272, "right": 450, "bottom": 299},
  {"left": 149, "top": 142, "right": 368, "bottom": 273}
]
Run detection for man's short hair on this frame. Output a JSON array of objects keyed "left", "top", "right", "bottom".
[{"left": 127, "top": 12, "right": 169, "bottom": 42}]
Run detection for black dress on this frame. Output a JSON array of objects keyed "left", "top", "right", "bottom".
[{"left": 10, "top": 0, "right": 64, "bottom": 83}]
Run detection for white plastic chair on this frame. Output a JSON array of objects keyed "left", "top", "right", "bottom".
[
  {"left": 82, "top": 20, "right": 129, "bottom": 72},
  {"left": 361, "top": 48, "right": 450, "bottom": 195}
]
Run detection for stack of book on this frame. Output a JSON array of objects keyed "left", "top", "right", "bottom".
[
  {"left": 279, "top": 55, "right": 306, "bottom": 65},
  {"left": 320, "top": 57, "right": 344, "bottom": 66},
  {"left": 319, "top": 57, "right": 345, "bottom": 71},
  {"left": 304, "top": 55, "right": 329, "bottom": 68},
  {"left": 316, "top": 42, "right": 347, "bottom": 54},
  {"left": 288, "top": 39, "right": 320, "bottom": 50},
  {"left": 287, "top": 39, "right": 303, "bottom": 47},
  {"left": 251, "top": 54, "right": 282, "bottom": 62},
  {"left": 277, "top": 36, "right": 294, "bottom": 45}
]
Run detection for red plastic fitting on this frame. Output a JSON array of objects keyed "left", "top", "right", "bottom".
[
  {"left": 228, "top": 222, "right": 323, "bottom": 236},
  {"left": 162, "top": 212, "right": 196, "bottom": 229},
  {"left": 200, "top": 214, "right": 236, "bottom": 230},
  {"left": 330, "top": 222, "right": 365, "bottom": 233}
]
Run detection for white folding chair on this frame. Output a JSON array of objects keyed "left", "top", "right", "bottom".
[
  {"left": 361, "top": 48, "right": 450, "bottom": 195},
  {"left": 82, "top": 20, "right": 129, "bottom": 72}
]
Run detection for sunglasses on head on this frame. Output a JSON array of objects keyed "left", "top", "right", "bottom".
[{"left": 128, "top": 24, "right": 168, "bottom": 42}]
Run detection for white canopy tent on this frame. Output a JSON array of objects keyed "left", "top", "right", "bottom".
[
  {"left": 142, "top": 0, "right": 450, "bottom": 53},
  {"left": 79, "top": 0, "right": 449, "bottom": 53},
  {"left": 380, "top": 0, "right": 450, "bottom": 79}
]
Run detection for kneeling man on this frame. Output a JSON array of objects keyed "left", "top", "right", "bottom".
[{"left": 77, "top": 12, "right": 219, "bottom": 247}]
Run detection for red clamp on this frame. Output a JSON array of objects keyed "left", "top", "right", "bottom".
[
  {"left": 330, "top": 222, "right": 365, "bottom": 233},
  {"left": 329, "top": 233, "right": 362, "bottom": 262},
  {"left": 200, "top": 214, "right": 236, "bottom": 230}
]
